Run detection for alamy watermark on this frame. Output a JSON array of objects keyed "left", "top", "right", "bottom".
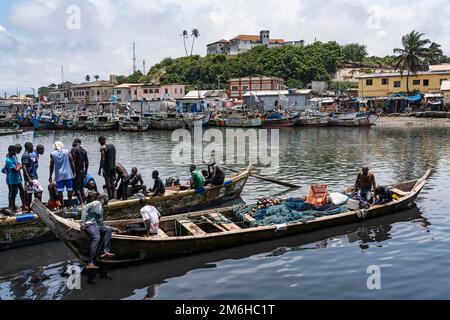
[
  {"left": 66, "top": 5, "right": 81, "bottom": 30},
  {"left": 171, "top": 123, "right": 280, "bottom": 170},
  {"left": 66, "top": 265, "right": 81, "bottom": 290},
  {"left": 366, "top": 265, "right": 381, "bottom": 290}
]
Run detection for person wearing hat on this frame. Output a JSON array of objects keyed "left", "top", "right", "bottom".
[{"left": 49, "top": 141, "right": 76, "bottom": 208}]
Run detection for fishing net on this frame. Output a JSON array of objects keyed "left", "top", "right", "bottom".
[{"left": 234, "top": 198, "right": 347, "bottom": 227}]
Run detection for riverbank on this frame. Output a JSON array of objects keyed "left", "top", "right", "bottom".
[{"left": 377, "top": 116, "right": 450, "bottom": 127}]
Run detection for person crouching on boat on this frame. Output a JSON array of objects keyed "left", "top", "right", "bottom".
[
  {"left": 140, "top": 205, "right": 161, "bottom": 237},
  {"left": 129, "top": 167, "right": 147, "bottom": 196},
  {"left": 354, "top": 167, "right": 377, "bottom": 200},
  {"left": 81, "top": 195, "right": 115, "bottom": 269},
  {"left": 149, "top": 170, "right": 165, "bottom": 197},
  {"left": 207, "top": 162, "right": 225, "bottom": 186},
  {"left": 374, "top": 186, "right": 393, "bottom": 205}
]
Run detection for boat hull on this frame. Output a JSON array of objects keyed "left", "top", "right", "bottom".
[
  {"left": 297, "top": 116, "right": 329, "bottom": 127},
  {"left": 146, "top": 116, "right": 205, "bottom": 130},
  {"left": 329, "top": 114, "right": 379, "bottom": 127},
  {"left": 209, "top": 118, "right": 262, "bottom": 128}
]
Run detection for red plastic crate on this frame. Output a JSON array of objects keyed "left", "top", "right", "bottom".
[{"left": 306, "top": 184, "right": 329, "bottom": 207}]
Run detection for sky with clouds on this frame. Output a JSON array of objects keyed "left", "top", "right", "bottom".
[{"left": 0, "top": 0, "right": 449, "bottom": 96}]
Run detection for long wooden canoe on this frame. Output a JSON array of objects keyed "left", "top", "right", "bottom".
[
  {"left": 0, "top": 165, "right": 252, "bottom": 251},
  {"left": 31, "top": 170, "right": 430, "bottom": 265}
]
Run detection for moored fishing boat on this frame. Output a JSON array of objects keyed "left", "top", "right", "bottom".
[
  {"left": 32, "top": 115, "right": 56, "bottom": 130},
  {"left": 16, "top": 113, "right": 33, "bottom": 127},
  {"left": 119, "top": 115, "right": 149, "bottom": 132},
  {"left": 86, "top": 115, "right": 119, "bottom": 131},
  {"left": 297, "top": 110, "right": 329, "bottom": 127},
  {"left": 329, "top": 112, "right": 379, "bottom": 127},
  {"left": 0, "top": 114, "right": 17, "bottom": 128},
  {"left": 0, "top": 165, "right": 252, "bottom": 251},
  {"left": 31, "top": 170, "right": 430, "bottom": 265},
  {"left": 208, "top": 110, "right": 262, "bottom": 128},
  {"left": 67, "top": 114, "right": 90, "bottom": 130},
  {"left": 262, "top": 111, "right": 297, "bottom": 128},
  {"left": 146, "top": 112, "right": 206, "bottom": 130}
]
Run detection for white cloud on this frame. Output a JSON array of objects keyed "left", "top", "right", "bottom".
[{"left": 0, "top": 0, "right": 448, "bottom": 95}]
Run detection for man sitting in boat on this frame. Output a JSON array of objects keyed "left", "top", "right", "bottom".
[
  {"left": 149, "top": 170, "right": 165, "bottom": 197},
  {"left": 354, "top": 167, "right": 377, "bottom": 200},
  {"left": 189, "top": 165, "right": 205, "bottom": 192},
  {"left": 129, "top": 167, "right": 147, "bottom": 196},
  {"left": 374, "top": 186, "right": 393, "bottom": 205},
  {"left": 202, "top": 170, "right": 211, "bottom": 186},
  {"left": 140, "top": 205, "right": 161, "bottom": 237},
  {"left": 81, "top": 195, "right": 114, "bottom": 269},
  {"left": 207, "top": 162, "right": 225, "bottom": 186}
]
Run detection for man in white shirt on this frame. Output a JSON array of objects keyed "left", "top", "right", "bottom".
[{"left": 140, "top": 205, "right": 161, "bottom": 237}]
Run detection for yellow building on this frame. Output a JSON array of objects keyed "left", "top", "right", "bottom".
[
  {"left": 442, "top": 81, "right": 450, "bottom": 107},
  {"left": 357, "top": 69, "right": 450, "bottom": 97}
]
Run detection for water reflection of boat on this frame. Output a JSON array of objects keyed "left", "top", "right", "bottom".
[{"left": 31, "top": 170, "right": 430, "bottom": 265}]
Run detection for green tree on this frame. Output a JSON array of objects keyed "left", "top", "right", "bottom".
[
  {"left": 342, "top": 43, "right": 368, "bottom": 64},
  {"left": 181, "top": 30, "right": 189, "bottom": 57},
  {"left": 190, "top": 29, "right": 200, "bottom": 56},
  {"left": 94, "top": 75, "right": 100, "bottom": 81},
  {"left": 85, "top": 75, "right": 91, "bottom": 82},
  {"left": 393, "top": 30, "right": 435, "bottom": 94}
]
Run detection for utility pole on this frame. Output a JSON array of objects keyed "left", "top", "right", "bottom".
[
  {"left": 143, "top": 60, "right": 146, "bottom": 75},
  {"left": 133, "top": 42, "right": 137, "bottom": 73},
  {"left": 61, "top": 66, "right": 64, "bottom": 83}
]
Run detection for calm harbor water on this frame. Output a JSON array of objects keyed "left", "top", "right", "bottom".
[{"left": 0, "top": 125, "right": 449, "bottom": 300}]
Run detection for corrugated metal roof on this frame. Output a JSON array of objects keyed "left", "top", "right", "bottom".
[{"left": 243, "top": 90, "right": 311, "bottom": 97}]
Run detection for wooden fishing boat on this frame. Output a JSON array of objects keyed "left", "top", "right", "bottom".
[
  {"left": 209, "top": 114, "right": 262, "bottom": 128},
  {"left": 86, "top": 115, "right": 119, "bottom": 131},
  {"left": 0, "top": 165, "right": 252, "bottom": 251},
  {"left": 119, "top": 116, "right": 149, "bottom": 132},
  {"left": 262, "top": 112, "right": 297, "bottom": 128},
  {"left": 67, "top": 115, "right": 90, "bottom": 130},
  {"left": 0, "top": 114, "right": 17, "bottom": 128},
  {"left": 146, "top": 113, "right": 206, "bottom": 130},
  {"left": 32, "top": 115, "right": 56, "bottom": 130},
  {"left": 328, "top": 112, "right": 379, "bottom": 127},
  {"left": 16, "top": 113, "right": 33, "bottom": 127},
  {"left": 297, "top": 111, "right": 329, "bottom": 127},
  {"left": 31, "top": 170, "right": 430, "bottom": 265}
]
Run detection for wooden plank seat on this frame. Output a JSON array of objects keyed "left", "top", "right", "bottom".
[
  {"left": 154, "top": 229, "right": 170, "bottom": 239},
  {"left": 208, "top": 213, "right": 241, "bottom": 232},
  {"left": 179, "top": 220, "right": 207, "bottom": 236}
]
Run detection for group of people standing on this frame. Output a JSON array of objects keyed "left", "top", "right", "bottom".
[{"left": 2, "top": 135, "right": 164, "bottom": 215}]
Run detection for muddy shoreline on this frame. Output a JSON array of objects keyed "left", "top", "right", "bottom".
[{"left": 377, "top": 116, "right": 450, "bottom": 127}]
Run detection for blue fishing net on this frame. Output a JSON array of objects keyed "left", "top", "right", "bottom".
[{"left": 234, "top": 198, "right": 347, "bottom": 227}]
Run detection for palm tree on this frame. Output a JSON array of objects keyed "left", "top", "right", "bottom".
[
  {"left": 428, "top": 42, "right": 444, "bottom": 64},
  {"left": 190, "top": 28, "right": 200, "bottom": 56},
  {"left": 393, "top": 31, "right": 432, "bottom": 94},
  {"left": 181, "top": 30, "right": 189, "bottom": 56},
  {"left": 85, "top": 75, "right": 91, "bottom": 82},
  {"left": 94, "top": 75, "right": 100, "bottom": 81}
]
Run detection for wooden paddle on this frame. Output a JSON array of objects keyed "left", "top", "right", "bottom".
[{"left": 224, "top": 166, "right": 301, "bottom": 189}]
